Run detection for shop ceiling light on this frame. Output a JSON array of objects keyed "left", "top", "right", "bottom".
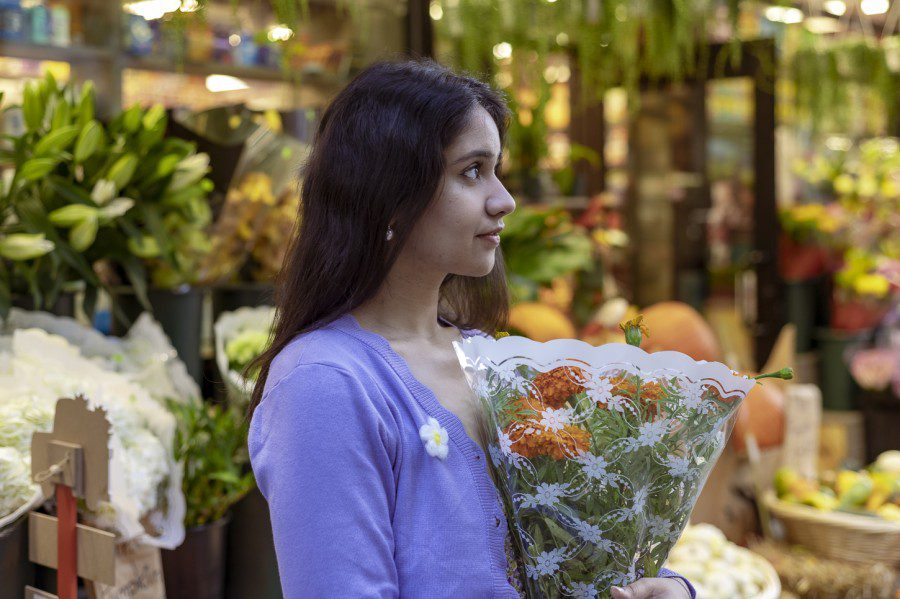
[
  {"left": 823, "top": 0, "right": 847, "bottom": 16},
  {"left": 206, "top": 75, "right": 249, "bottom": 93},
  {"left": 804, "top": 15, "right": 844, "bottom": 33},
  {"left": 123, "top": 0, "right": 180, "bottom": 20},
  {"left": 860, "top": 0, "right": 889, "bottom": 15},
  {"left": 267, "top": 24, "right": 294, "bottom": 42}
]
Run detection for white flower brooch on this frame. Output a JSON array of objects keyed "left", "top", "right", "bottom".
[{"left": 419, "top": 417, "right": 449, "bottom": 460}]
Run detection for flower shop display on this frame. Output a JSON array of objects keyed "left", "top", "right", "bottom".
[
  {"left": 0, "top": 306, "right": 198, "bottom": 594},
  {"left": 788, "top": 137, "right": 899, "bottom": 331},
  {"left": 766, "top": 452, "right": 900, "bottom": 567},
  {"left": 453, "top": 317, "right": 789, "bottom": 597},
  {"left": 162, "top": 398, "right": 255, "bottom": 599},
  {"left": 213, "top": 306, "right": 275, "bottom": 404},
  {"left": 662, "top": 524, "right": 779, "bottom": 598},
  {"left": 772, "top": 455, "right": 900, "bottom": 520},
  {"left": 195, "top": 112, "right": 307, "bottom": 289},
  {"left": 0, "top": 73, "right": 214, "bottom": 320},
  {"left": 0, "top": 326, "right": 186, "bottom": 549}
]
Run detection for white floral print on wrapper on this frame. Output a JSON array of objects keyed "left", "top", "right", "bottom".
[{"left": 419, "top": 417, "right": 450, "bottom": 460}]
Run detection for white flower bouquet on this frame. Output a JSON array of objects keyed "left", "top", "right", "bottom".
[
  {"left": 213, "top": 306, "right": 274, "bottom": 404},
  {"left": 453, "top": 319, "right": 789, "bottom": 598},
  {"left": 0, "top": 325, "right": 186, "bottom": 548}
]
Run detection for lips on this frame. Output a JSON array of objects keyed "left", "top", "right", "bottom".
[{"left": 477, "top": 226, "right": 504, "bottom": 237}]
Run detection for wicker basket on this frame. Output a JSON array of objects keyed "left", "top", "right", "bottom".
[{"left": 764, "top": 491, "right": 900, "bottom": 567}]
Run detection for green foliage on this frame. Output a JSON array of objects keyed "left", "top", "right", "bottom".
[
  {"left": 789, "top": 34, "right": 899, "bottom": 133},
  {"left": 167, "top": 398, "right": 255, "bottom": 529},
  {"left": 500, "top": 205, "right": 593, "bottom": 301},
  {"left": 0, "top": 74, "right": 213, "bottom": 318}
]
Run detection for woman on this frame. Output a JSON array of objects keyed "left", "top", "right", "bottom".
[{"left": 248, "top": 60, "right": 694, "bottom": 599}]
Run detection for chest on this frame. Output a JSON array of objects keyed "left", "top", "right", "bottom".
[{"left": 394, "top": 342, "right": 487, "bottom": 451}]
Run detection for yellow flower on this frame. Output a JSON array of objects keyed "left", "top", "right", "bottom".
[
  {"left": 853, "top": 274, "right": 890, "bottom": 299},
  {"left": 818, "top": 215, "right": 841, "bottom": 234},
  {"left": 857, "top": 176, "right": 878, "bottom": 197},
  {"left": 833, "top": 174, "right": 855, "bottom": 196},
  {"left": 880, "top": 179, "right": 898, "bottom": 199}
]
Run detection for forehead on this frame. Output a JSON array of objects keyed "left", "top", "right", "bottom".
[{"left": 445, "top": 105, "right": 501, "bottom": 157}]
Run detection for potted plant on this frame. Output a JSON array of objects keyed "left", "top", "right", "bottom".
[
  {"left": 162, "top": 398, "right": 255, "bottom": 599},
  {"left": 0, "top": 73, "right": 215, "bottom": 380}
]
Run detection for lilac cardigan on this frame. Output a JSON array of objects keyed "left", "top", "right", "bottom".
[{"left": 249, "top": 313, "right": 694, "bottom": 598}]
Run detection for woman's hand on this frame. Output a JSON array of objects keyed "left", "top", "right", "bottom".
[{"left": 611, "top": 577, "right": 692, "bottom": 599}]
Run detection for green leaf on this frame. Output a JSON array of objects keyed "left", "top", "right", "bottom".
[
  {"left": 141, "top": 104, "right": 166, "bottom": 131},
  {"left": 16, "top": 194, "right": 101, "bottom": 288},
  {"left": 34, "top": 124, "right": 80, "bottom": 156},
  {"left": 74, "top": 120, "right": 103, "bottom": 163},
  {"left": 49, "top": 204, "right": 98, "bottom": 227},
  {"left": 106, "top": 153, "right": 139, "bottom": 191},
  {"left": 50, "top": 98, "right": 72, "bottom": 131},
  {"left": 76, "top": 81, "right": 95, "bottom": 128},
  {"left": 209, "top": 470, "right": 241, "bottom": 485},
  {"left": 22, "top": 82, "right": 45, "bottom": 132},
  {"left": 18, "top": 157, "right": 59, "bottom": 181},
  {"left": 69, "top": 213, "right": 99, "bottom": 251},
  {"left": 121, "top": 105, "right": 142, "bottom": 133},
  {"left": 117, "top": 252, "right": 151, "bottom": 312}
]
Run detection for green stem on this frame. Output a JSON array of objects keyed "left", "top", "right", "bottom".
[{"left": 753, "top": 367, "right": 794, "bottom": 381}]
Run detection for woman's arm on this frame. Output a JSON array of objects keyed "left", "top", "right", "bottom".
[{"left": 250, "top": 363, "right": 400, "bottom": 598}]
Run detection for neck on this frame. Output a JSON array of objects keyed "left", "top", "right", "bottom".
[{"left": 351, "top": 259, "right": 449, "bottom": 343}]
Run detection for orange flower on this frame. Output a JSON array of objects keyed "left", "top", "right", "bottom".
[
  {"left": 605, "top": 373, "right": 666, "bottom": 415},
  {"left": 530, "top": 366, "right": 587, "bottom": 408},
  {"left": 503, "top": 394, "right": 591, "bottom": 461},
  {"left": 507, "top": 421, "right": 592, "bottom": 460}
]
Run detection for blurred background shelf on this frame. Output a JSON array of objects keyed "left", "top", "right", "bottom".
[{"left": 0, "top": 41, "right": 110, "bottom": 63}]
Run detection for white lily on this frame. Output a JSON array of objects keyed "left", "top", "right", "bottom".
[
  {"left": 90, "top": 179, "right": 117, "bottom": 206},
  {"left": 0, "top": 233, "right": 54, "bottom": 260}
]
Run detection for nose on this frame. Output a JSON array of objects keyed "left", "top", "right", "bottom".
[{"left": 486, "top": 178, "right": 516, "bottom": 217}]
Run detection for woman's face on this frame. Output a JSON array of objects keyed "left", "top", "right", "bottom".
[{"left": 402, "top": 105, "right": 516, "bottom": 278}]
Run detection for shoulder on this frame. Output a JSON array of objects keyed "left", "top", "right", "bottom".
[
  {"left": 264, "top": 320, "right": 378, "bottom": 398},
  {"left": 251, "top": 321, "right": 400, "bottom": 453}
]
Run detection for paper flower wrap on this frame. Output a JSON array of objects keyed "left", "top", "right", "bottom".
[{"left": 453, "top": 335, "right": 756, "bottom": 598}]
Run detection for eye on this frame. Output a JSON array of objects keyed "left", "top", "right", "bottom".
[{"left": 462, "top": 163, "right": 481, "bottom": 180}]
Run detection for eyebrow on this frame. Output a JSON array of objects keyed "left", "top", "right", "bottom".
[{"left": 452, "top": 149, "right": 503, "bottom": 165}]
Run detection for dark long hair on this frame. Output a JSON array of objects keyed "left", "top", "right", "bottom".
[{"left": 248, "top": 59, "right": 511, "bottom": 413}]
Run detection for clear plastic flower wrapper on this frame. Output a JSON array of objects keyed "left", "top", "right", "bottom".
[{"left": 453, "top": 328, "right": 761, "bottom": 599}]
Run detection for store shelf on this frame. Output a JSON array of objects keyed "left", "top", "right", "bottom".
[
  {"left": 123, "top": 55, "right": 292, "bottom": 82},
  {"left": 0, "top": 40, "right": 111, "bottom": 63}
]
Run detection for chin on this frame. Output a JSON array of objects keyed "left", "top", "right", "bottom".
[{"left": 457, "top": 257, "right": 495, "bottom": 278}]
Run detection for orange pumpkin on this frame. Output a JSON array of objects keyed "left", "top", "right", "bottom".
[
  {"left": 640, "top": 301, "right": 723, "bottom": 362},
  {"left": 731, "top": 381, "right": 785, "bottom": 452}
]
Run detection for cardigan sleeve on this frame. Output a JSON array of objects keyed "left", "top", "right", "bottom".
[
  {"left": 658, "top": 567, "right": 696, "bottom": 598},
  {"left": 249, "top": 362, "right": 400, "bottom": 598}
]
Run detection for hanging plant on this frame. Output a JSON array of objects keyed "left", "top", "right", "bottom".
[{"left": 788, "top": 33, "right": 899, "bottom": 133}]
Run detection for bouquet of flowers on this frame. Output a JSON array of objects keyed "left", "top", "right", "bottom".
[
  {"left": 453, "top": 319, "right": 789, "bottom": 598},
  {"left": 213, "top": 306, "right": 274, "bottom": 404}
]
